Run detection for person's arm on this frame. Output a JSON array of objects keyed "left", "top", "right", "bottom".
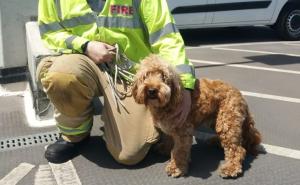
[
  {"left": 38, "top": 0, "right": 115, "bottom": 64},
  {"left": 139, "top": 0, "right": 196, "bottom": 90},
  {"left": 38, "top": 0, "right": 89, "bottom": 53}
]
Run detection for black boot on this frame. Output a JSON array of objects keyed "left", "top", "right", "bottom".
[{"left": 45, "top": 136, "right": 90, "bottom": 163}]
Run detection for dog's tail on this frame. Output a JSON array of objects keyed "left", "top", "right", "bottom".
[{"left": 242, "top": 108, "right": 262, "bottom": 155}]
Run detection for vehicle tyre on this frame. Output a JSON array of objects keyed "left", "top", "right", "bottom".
[{"left": 275, "top": 6, "right": 300, "bottom": 40}]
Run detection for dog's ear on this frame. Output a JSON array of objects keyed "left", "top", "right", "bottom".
[
  {"left": 131, "top": 77, "right": 139, "bottom": 101},
  {"left": 170, "top": 67, "right": 183, "bottom": 103},
  {"left": 132, "top": 68, "right": 146, "bottom": 104}
]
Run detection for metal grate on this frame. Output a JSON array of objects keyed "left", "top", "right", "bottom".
[{"left": 0, "top": 131, "right": 59, "bottom": 152}]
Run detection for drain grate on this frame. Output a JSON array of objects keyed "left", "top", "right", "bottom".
[{"left": 0, "top": 131, "right": 59, "bottom": 152}]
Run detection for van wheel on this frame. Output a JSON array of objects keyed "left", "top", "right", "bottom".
[{"left": 275, "top": 6, "right": 300, "bottom": 40}]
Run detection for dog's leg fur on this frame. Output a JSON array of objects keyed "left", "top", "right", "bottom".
[
  {"left": 242, "top": 109, "right": 262, "bottom": 155},
  {"left": 215, "top": 99, "right": 247, "bottom": 178},
  {"left": 165, "top": 129, "right": 193, "bottom": 177}
]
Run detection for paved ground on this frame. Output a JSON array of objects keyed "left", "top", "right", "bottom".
[{"left": 1, "top": 26, "right": 300, "bottom": 185}]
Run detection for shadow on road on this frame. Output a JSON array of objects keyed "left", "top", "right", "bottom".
[
  {"left": 80, "top": 136, "right": 168, "bottom": 170},
  {"left": 181, "top": 26, "right": 281, "bottom": 46},
  {"left": 80, "top": 136, "right": 262, "bottom": 179}
]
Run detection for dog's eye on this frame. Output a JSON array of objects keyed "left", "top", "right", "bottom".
[
  {"left": 143, "top": 72, "right": 150, "bottom": 80},
  {"left": 161, "top": 74, "right": 168, "bottom": 81}
]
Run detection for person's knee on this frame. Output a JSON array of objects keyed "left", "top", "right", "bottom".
[
  {"left": 42, "top": 71, "right": 92, "bottom": 116},
  {"left": 107, "top": 144, "right": 151, "bottom": 166},
  {"left": 114, "top": 151, "right": 146, "bottom": 166},
  {"left": 39, "top": 55, "right": 94, "bottom": 98},
  {"left": 41, "top": 71, "right": 78, "bottom": 95},
  {"left": 47, "top": 54, "right": 97, "bottom": 91}
]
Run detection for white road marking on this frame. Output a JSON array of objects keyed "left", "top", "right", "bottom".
[
  {"left": 191, "top": 59, "right": 300, "bottom": 103},
  {"left": 259, "top": 144, "right": 300, "bottom": 160},
  {"left": 34, "top": 165, "right": 56, "bottom": 185},
  {"left": 0, "top": 163, "right": 35, "bottom": 185},
  {"left": 190, "top": 59, "right": 300, "bottom": 75},
  {"left": 284, "top": 43, "right": 300, "bottom": 46},
  {"left": 186, "top": 41, "right": 300, "bottom": 49},
  {"left": 195, "top": 131, "right": 300, "bottom": 160},
  {"left": 49, "top": 161, "right": 82, "bottom": 185},
  {"left": 241, "top": 91, "right": 300, "bottom": 103},
  {"left": 213, "top": 47, "right": 300, "bottom": 57}
]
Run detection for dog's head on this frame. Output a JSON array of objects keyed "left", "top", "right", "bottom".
[{"left": 132, "top": 55, "right": 182, "bottom": 108}]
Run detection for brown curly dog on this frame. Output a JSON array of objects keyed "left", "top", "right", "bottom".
[{"left": 132, "top": 55, "right": 261, "bottom": 178}]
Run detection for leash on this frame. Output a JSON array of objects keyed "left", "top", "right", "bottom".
[{"left": 100, "top": 44, "right": 135, "bottom": 108}]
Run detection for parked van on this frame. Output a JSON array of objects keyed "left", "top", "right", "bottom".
[{"left": 168, "top": 0, "right": 300, "bottom": 40}]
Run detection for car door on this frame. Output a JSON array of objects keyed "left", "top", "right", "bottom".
[
  {"left": 212, "top": 0, "right": 277, "bottom": 24},
  {"left": 167, "top": 0, "right": 209, "bottom": 29}
]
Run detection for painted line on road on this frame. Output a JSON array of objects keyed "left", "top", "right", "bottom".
[
  {"left": 259, "top": 144, "right": 300, "bottom": 160},
  {"left": 49, "top": 161, "right": 82, "bottom": 185},
  {"left": 186, "top": 41, "right": 300, "bottom": 49},
  {"left": 34, "top": 165, "right": 56, "bottom": 185},
  {"left": 191, "top": 59, "right": 300, "bottom": 103},
  {"left": 0, "top": 163, "right": 35, "bottom": 185},
  {"left": 241, "top": 91, "right": 300, "bottom": 103},
  {"left": 213, "top": 47, "right": 300, "bottom": 57},
  {"left": 191, "top": 59, "right": 300, "bottom": 75},
  {"left": 284, "top": 43, "right": 300, "bottom": 46},
  {"left": 195, "top": 131, "right": 300, "bottom": 160}
]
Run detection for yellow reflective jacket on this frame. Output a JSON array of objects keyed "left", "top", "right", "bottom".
[{"left": 38, "top": 0, "right": 196, "bottom": 89}]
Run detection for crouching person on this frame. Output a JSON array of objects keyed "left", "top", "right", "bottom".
[{"left": 37, "top": 0, "right": 196, "bottom": 165}]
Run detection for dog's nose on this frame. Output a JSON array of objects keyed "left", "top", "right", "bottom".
[{"left": 147, "top": 88, "right": 158, "bottom": 99}]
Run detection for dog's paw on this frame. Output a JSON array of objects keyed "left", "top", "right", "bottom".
[
  {"left": 165, "top": 161, "right": 187, "bottom": 178},
  {"left": 219, "top": 162, "right": 242, "bottom": 178}
]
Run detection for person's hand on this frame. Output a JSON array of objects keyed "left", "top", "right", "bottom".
[
  {"left": 85, "top": 41, "right": 115, "bottom": 64},
  {"left": 171, "top": 89, "right": 192, "bottom": 127}
]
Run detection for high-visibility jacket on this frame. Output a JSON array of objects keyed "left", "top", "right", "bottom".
[{"left": 38, "top": 0, "right": 196, "bottom": 89}]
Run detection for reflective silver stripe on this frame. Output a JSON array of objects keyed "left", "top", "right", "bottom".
[
  {"left": 39, "top": 22, "right": 64, "bottom": 35},
  {"left": 57, "top": 123, "right": 92, "bottom": 135},
  {"left": 65, "top": 35, "right": 77, "bottom": 49},
  {"left": 132, "top": 0, "right": 141, "bottom": 10},
  {"left": 132, "top": 0, "right": 148, "bottom": 36},
  {"left": 62, "top": 13, "right": 96, "bottom": 28},
  {"left": 176, "top": 64, "right": 195, "bottom": 75},
  {"left": 55, "top": 0, "right": 62, "bottom": 19},
  {"left": 39, "top": 13, "right": 96, "bottom": 35},
  {"left": 149, "top": 22, "right": 179, "bottom": 44},
  {"left": 39, "top": 13, "right": 142, "bottom": 35},
  {"left": 97, "top": 16, "right": 142, "bottom": 28}
]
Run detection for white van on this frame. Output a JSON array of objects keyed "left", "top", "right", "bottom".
[{"left": 168, "top": 0, "right": 300, "bottom": 40}]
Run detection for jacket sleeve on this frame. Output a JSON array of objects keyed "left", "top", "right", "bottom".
[
  {"left": 38, "top": 0, "right": 89, "bottom": 53},
  {"left": 139, "top": 0, "right": 196, "bottom": 89}
]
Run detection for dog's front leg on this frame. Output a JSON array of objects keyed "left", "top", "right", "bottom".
[{"left": 165, "top": 132, "right": 193, "bottom": 177}]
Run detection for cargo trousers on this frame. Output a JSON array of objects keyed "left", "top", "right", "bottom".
[{"left": 36, "top": 54, "right": 159, "bottom": 165}]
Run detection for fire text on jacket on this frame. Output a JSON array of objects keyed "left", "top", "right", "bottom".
[{"left": 110, "top": 5, "right": 134, "bottom": 16}]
